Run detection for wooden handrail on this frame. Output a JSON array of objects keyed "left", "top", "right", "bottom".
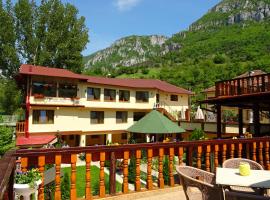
[
  {"left": 3, "top": 137, "right": 270, "bottom": 199},
  {"left": 215, "top": 73, "right": 270, "bottom": 97},
  {"left": 0, "top": 150, "right": 16, "bottom": 200}
]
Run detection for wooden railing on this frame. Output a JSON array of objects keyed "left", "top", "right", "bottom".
[
  {"left": 2, "top": 137, "right": 270, "bottom": 199},
  {"left": 16, "top": 121, "right": 25, "bottom": 134},
  {"left": 0, "top": 150, "right": 16, "bottom": 200},
  {"left": 215, "top": 73, "right": 270, "bottom": 97}
]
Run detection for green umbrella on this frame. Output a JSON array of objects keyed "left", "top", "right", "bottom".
[{"left": 127, "top": 110, "right": 185, "bottom": 134}]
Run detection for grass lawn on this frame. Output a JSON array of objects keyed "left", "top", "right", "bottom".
[{"left": 62, "top": 166, "right": 122, "bottom": 197}]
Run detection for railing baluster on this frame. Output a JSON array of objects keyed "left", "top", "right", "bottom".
[
  {"left": 197, "top": 146, "right": 202, "bottom": 169},
  {"left": 222, "top": 144, "right": 227, "bottom": 163},
  {"left": 246, "top": 143, "right": 250, "bottom": 159},
  {"left": 38, "top": 156, "right": 45, "bottom": 200},
  {"left": 109, "top": 152, "right": 116, "bottom": 195},
  {"left": 206, "top": 145, "right": 211, "bottom": 172},
  {"left": 122, "top": 151, "right": 129, "bottom": 193},
  {"left": 70, "top": 154, "right": 77, "bottom": 200},
  {"left": 147, "top": 148, "right": 153, "bottom": 190},
  {"left": 169, "top": 147, "right": 174, "bottom": 186},
  {"left": 253, "top": 142, "right": 257, "bottom": 161},
  {"left": 85, "top": 153, "right": 92, "bottom": 200},
  {"left": 55, "top": 155, "right": 61, "bottom": 200},
  {"left": 135, "top": 149, "right": 141, "bottom": 191},
  {"left": 99, "top": 152, "right": 106, "bottom": 197},
  {"left": 265, "top": 142, "right": 270, "bottom": 170},
  {"left": 259, "top": 142, "right": 264, "bottom": 167},
  {"left": 230, "top": 144, "right": 235, "bottom": 158},
  {"left": 214, "top": 145, "right": 219, "bottom": 172},
  {"left": 178, "top": 147, "right": 183, "bottom": 166},
  {"left": 21, "top": 157, "right": 28, "bottom": 172},
  {"left": 238, "top": 143, "right": 242, "bottom": 158},
  {"left": 158, "top": 148, "right": 164, "bottom": 188}
]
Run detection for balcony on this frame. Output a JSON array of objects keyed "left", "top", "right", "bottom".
[
  {"left": 1, "top": 137, "right": 270, "bottom": 199},
  {"left": 30, "top": 96, "right": 83, "bottom": 107},
  {"left": 215, "top": 73, "right": 270, "bottom": 98}
]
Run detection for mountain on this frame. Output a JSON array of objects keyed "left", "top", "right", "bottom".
[
  {"left": 84, "top": 35, "right": 180, "bottom": 69},
  {"left": 84, "top": 0, "right": 270, "bottom": 99}
]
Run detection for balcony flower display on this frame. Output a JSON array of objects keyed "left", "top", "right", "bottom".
[{"left": 14, "top": 168, "right": 42, "bottom": 200}]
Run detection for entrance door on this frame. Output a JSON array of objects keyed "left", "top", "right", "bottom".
[{"left": 156, "top": 94, "right": 160, "bottom": 107}]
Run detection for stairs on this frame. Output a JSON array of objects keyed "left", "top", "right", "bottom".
[{"left": 156, "top": 107, "right": 178, "bottom": 122}]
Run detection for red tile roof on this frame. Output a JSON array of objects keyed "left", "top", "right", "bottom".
[
  {"left": 16, "top": 135, "right": 56, "bottom": 146},
  {"left": 19, "top": 64, "right": 193, "bottom": 95},
  {"left": 20, "top": 64, "right": 88, "bottom": 80}
]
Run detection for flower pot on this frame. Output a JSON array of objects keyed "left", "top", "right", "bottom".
[{"left": 14, "top": 180, "right": 42, "bottom": 200}]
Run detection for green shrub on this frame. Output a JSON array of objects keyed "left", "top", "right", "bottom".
[
  {"left": 0, "top": 126, "right": 14, "bottom": 156},
  {"left": 128, "top": 156, "right": 136, "bottom": 183},
  {"left": 61, "top": 172, "right": 70, "bottom": 200},
  {"left": 189, "top": 128, "right": 206, "bottom": 141}
]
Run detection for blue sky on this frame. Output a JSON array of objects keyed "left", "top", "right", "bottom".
[{"left": 64, "top": 0, "right": 221, "bottom": 56}]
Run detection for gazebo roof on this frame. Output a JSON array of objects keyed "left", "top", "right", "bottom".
[{"left": 127, "top": 110, "right": 185, "bottom": 134}]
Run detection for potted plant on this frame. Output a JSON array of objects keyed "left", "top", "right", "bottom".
[{"left": 14, "top": 168, "right": 42, "bottom": 200}]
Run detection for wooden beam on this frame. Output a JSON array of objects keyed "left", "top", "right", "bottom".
[
  {"left": 216, "top": 104, "right": 222, "bottom": 138},
  {"left": 238, "top": 108, "right": 243, "bottom": 137}
]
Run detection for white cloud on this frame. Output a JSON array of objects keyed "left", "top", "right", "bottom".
[{"left": 115, "top": 0, "right": 142, "bottom": 11}]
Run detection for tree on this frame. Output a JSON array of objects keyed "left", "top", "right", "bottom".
[
  {"left": 0, "top": 126, "right": 14, "bottom": 156},
  {"left": 0, "top": 79, "right": 22, "bottom": 114},
  {"left": 0, "top": 0, "right": 19, "bottom": 78},
  {"left": 0, "top": 0, "right": 89, "bottom": 77}
]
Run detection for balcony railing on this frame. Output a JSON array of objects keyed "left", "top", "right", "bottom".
[
  {"left": 16, "top": 121, "right": 25, "bottom": 134},
  {"left": 215, "top": 73, "right": 270, "bottom": 97},
  {"left": 1, "top": 137, "right": 270, "bottom": 199}
]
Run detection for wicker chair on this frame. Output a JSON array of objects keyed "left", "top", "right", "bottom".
[
  {"left": 176, "top": 166, "right": 223, "bottom": 200},
  {"left": 222, "top": 158, "right": 264, "bottom": 195},
  {"left": 224, "top": 190, "right": 270, "bottom": 200}
]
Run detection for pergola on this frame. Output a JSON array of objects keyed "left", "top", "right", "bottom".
[{"left": 201, "top": 72, "right": 270, "bottom": 138}]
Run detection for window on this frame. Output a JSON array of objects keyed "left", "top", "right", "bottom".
[
  {"left": 32, "top": 82, "right": 56, "bottom": 97},
  {"left": 104, "top": 89, "right": 116, "bottom": 101},
  {"left": 136, "top": 91, "right": 149, "bottom": 102},
  {"left": 90, "top": 111, "right": 104, "bottom": 124},
  {"left": 170, "top": 95, "right": 178, "bottom": 101},
  {"left": 121, "top": 133, "right": 127, "bottom": 140},
  {"left": 116, "top": 111, "right": 128, "bottom": 123},
  {"left": 87, "top": 87, "right": 101, "bottom": 100},
  {"left": 32, "top": 110, "right": 54, "bottom": 124},
  {"left": 91, "top": 135, "right": 100, "bottom": 139},
  {"left": 119, "top": 90, "right": 130, "bottom": 102},
  {"left": 58, "top": 83, "right": 77, "bottom": 98},
  {"left": 133, "top": 112, "right": 146, "bottom": 121}
]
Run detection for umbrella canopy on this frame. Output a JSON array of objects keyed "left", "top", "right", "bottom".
[
  {"left": 127, "top": 110, "right": 185, "bottom": 134},
  {"left": 195, "top": 106, "right": 205, "bottom": 120}
]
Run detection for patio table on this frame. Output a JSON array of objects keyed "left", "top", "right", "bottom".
[{"left": 216, "top": 167, "right": 270, "bottom": 189}]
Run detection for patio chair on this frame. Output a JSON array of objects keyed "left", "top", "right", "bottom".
[
  {"left": 224, "top": 190, "right": 270, "bottom": 200},
  {"left": 222, "top": 158, "right": 264, "bottom": 195},
  {"left": 176, "top": 166, "right": 223, "bottom": 200}
]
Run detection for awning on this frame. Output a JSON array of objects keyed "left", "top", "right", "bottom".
[
  {"left": 127, "top": 110, "right": 185, "bottom": 134},
  {"left": 16, "top": 135, "right": 57, "bottom": 146}
]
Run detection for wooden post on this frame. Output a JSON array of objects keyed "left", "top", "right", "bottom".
[
  {"left": 246, "top": 143, "right": 250, "bottom": 159},
  {"left": 216, "top": 105, "right": 222, "bottom": 138},
  {"left": 55, "top": 155, "right": 61, "bottom": 200},
  {"left": 99, "top": 152, "right": 106, "bottom": 197},
  {"left": 109, "top": 152, "right": 116, "bottom": 195},
  {"left": 169, "top": 147, "right": 174, "bottom": 186},
  {"left": 135, "top": 150, "right": 141, "bottom": 191},
  {"left": 206, "top": 145, "right": 211, "bottom": 172},
  {"left": 21, "top": 157, "right": 28, "bottom": 172},
  {"left": 197, "top": 146, "right": 202, "bottom": 169},
  {"left": 230, "top": 144, "right": 235, "bottom": 159},
  {"left": 253, "top": 104, "right": 260, "bottom": 137},
  {"left": 259, "top": 142, "right": 264, "bottom": 167},
  {"left": 70, "top": 154, "right": 77, "bottom": 200},
  {"left": 178, "top": 147, "right": 183, "bottom": 166},
  {"left": 38, "top": 156, "right": 45, "bottom": 200},
  {"left": 222, "top": 144, "right": 227, "bottom": 163},
  {"left": 265, "top": 142, "right": 270, "bottom": 170},
  {"left": 147, "top": 148, "right": 153, "bottom": 190},
  {"left": 122, "top": 151, "right": 129, "bottom": 193},
  {"left": 85, "top": 153, "right": 92, "bottom": 200},
  {"left": 238, "top": 143, "right": 242, "bottom": 158},
  {"left": 158, "top": 148, "right": 164, "bottom": 188},
  {"left": 238, "top": 108, "right": 243, "bottom": 137},
  {"left": 252, "top": 142, "right": 257, "bottom": 162},
  {"left": 214, "top": 145, "right": 219, "bottom": 172}
]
